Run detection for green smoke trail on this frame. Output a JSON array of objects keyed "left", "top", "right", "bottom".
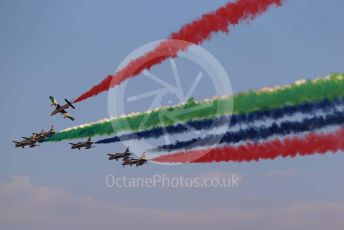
[{"left": 46, "top": 73, "right": 344, "bottom": 142}]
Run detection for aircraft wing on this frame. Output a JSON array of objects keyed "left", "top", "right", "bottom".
[
  {"left": 60, "top": 110, "right": 75, "bottom": 121},
  {"left": 49, "top": 96, "right": 59, "bottom": 105},
  {"left": 64, "top": 113, "right": 75, "bottom": 121}
]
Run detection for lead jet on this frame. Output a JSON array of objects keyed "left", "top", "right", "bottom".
[
  {"left": 69, "top": 137, "right": 94, "bottom": 150},
  {"left": 122, "top": 153, "right": 147, "bottom": 167},
  {"left": 107, "top": 147, "right": 132, "bottom": 161},
  {"left": 49, "top": 96, "right": 75, "bottom": 121},
  {"left": 13, "top": 137, "right": 39, "bottom": 148}
]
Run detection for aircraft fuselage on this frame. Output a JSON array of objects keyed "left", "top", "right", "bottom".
[
  {"left": 51, "top": 104, "right": 69, "bottom": 116},
  {"left": 108, "top": 153, "right": 130, "bottom": 161}
]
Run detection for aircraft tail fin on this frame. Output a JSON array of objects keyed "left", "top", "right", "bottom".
[
  {"left": 49, "top": 96, "right": 58, "bottom": 106},
  {"left": 65, "top": 99, "right": 75, "bottom": 109}
]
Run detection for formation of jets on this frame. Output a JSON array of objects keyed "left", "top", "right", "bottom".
[
  {"left": 107, "top": 147, "right": 147, "bottom": 167},
  {"left": 13, "top": 137, "right": 40, "bottom": 148},
  {"left": 14, "top": 96, "right": 76, "bottom": 149},
  {"left": 13, "top": 125, "right": 55, "bottom": 148},
  {"left": 13, "top": 96, "right": 149, "bottom": 167},
  {"left": 13, "top": 95, "right": 76, "bottom": 149}
]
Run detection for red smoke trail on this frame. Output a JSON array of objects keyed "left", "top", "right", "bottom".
[
  {"left": 152, "top": 127, "right": 344, "bottom": 164},
  {"left": 74, "top": 0, "right": 282, "bottom": 103}
]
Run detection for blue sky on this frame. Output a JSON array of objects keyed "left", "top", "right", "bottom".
[{"left": 1, "top": 0, "right": 344, "bottom": 229}]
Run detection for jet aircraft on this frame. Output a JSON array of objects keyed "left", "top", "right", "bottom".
[
  {"left": 107, "top": 147, "right": 132, "bottom": 161},
  {"left": 69, "top": 137, "right": 94, "bottom": 150},
  {"left": 50, "top": 96, "right": 75, "bottom": 121},
  {"left": 122, "top": 153, "right": 147, "bottom": 167}
]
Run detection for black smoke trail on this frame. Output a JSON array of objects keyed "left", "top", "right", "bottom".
[
  {"left": 153, "top": 110, "right": 344, "bottom": 152},
  {"left": 96, "top": 97, "right": 344, "bottom": 144}
]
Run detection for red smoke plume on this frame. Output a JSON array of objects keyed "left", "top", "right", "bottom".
[
  {"left": 152, "top": 127, "right": 344, "bottom": 163},
  {"left": 74, "top": 0, "right": 282, "bottom": 103}
]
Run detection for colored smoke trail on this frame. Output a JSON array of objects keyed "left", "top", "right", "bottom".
[
  {"left": 152, "top": 126, "right": 344, "bottom": 164},
  {"left": 74, "top": 0, "right": 282, "bottom": 103},
  {"left": 46, "top": 73, "right": 344, "bottom": 142},
  {"left": 96, "top": 97, "right": 344, "bottom": 144},
  {"left": 153, "top": 111, "right": 344, "bottom": 152}
]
